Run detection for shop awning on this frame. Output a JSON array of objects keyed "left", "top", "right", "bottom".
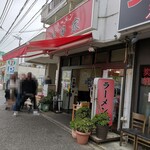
[
  {"left": 2, "top": 45, "right": 28, "bottom": 61},
  {"left": 2, "top": 33, "right": 92, "bottom": 61}
]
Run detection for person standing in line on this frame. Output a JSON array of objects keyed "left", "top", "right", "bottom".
[
  {"left": 13, "top": 73, "right": 26, "bottom": 116},
  {"left": 20, "top": 72, "right": 38, "bottom": 112},
  {"left": 5, "top": 77, "right": 10, "bottom": 105}
]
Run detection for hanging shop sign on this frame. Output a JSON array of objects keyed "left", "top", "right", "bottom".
[
  {"left": 46, "top": 0, "right": 93, "bottom": 39},
  {"left": 118, "top": 0, "right": 150, "bottom": 31},
  {"left": 140, "top": 65, "right": 150, "bottom": 86},
  {"left": 96, "top": 78, "right": 114, "bottom": 126}
]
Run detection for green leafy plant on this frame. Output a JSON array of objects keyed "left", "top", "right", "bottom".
[
  {"left": 75, "top": 118, "right": 95, "bottom": 133},
  {"left": 76, "top": 107, "right": 91, "bottom": 120},
  {"left": 70, "top": 120, "right": 76, "bottom": 130},
  {"left": 92, "top": 112, "right": 110, "bottom": 126},
  {"left": 40, "top": 90, "right": 56, "bottom": 104}
]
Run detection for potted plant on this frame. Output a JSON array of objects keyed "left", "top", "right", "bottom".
[
  {"left": 75, "top": 118, "right": 95, "bottom": 145},
  {"left": 39, "top": 90, "right": 56, "bottom": 112},
  {"left": 92, "top": 112, "right": 110, "bottom": 140},
  {"left": 75, "top": 107, "right": 91, "bottom": 120},
  {"left": 70, "top": 120, "right": 77, "bottom": 138}
]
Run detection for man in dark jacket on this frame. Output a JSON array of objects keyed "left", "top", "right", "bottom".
[{"left": 20, "top": 72, "right": 38, "bottom": 110}]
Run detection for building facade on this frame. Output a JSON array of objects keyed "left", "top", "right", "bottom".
[{"left": 3, "top": 0, "right": 150, "bottom": 133}]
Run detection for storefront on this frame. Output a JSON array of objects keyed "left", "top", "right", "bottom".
[
  {"left": 58, "top": 43, "right": 127, "bottom": 132},
  {"left": 132, "top": 38, "right": 150, "bottom": 119}
]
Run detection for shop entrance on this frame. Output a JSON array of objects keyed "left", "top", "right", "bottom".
[
  {"left": 107, "top": 69, "right": 124, "bottom": 133},
  {"left": 60, "top": 68, "right": 124, "bottom": 133},
  {"left": 71, "top": 68, "right": 101, "bottom": 104},
  {"left": 60, "top": 68, "right": 101, "bottom": 112}
]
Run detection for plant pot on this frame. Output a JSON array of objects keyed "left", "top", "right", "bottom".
[
  {"left": 76, "top": 130, "right": 91, "bottom": 145},
  {"left": 96, "top": 125, "right": 109, "bottom": 140},
  {"left": 42, "top": 104, "right": 50, "bottom": 112},
  {"left": 71, "top": 130, "right": 76, "bottom": 138}
]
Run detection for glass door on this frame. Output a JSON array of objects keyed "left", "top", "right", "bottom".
[
  {"left": 107, "top": 69, "right": 124, "bottom": 132},
  {"left": 61, "top": 70, "right": 72, "bottom": 112}
]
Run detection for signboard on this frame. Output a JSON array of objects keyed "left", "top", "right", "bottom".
[
  {"left": 118, "top": 0, "right": 150, "bottom": 31},
  {"left": 0, "top": 60, "right": 6, "bottom": 67},
  {"left": 140, "top": 65, "right": 150, "bottom": 86},
  {"left": 46, "top": 0, "right": 93, "bottom": 39},
  {"left": 96, "top": 79, "right": 114, "bottom": 126},
  {"left": 5, "top": 59, "right": 18, "bottom": 75}
]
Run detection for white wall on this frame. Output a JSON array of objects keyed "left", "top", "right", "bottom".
[
  {"left": 18, "top": 66, "right": 45, "bottom": 85},
  {"left": 93, "top": 0, "right": 120, "bottom": 42}
]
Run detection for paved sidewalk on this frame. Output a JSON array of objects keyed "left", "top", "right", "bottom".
[
  {"left": 0, "top": 89, "right": 133, "bottom": 150},
  {"left": 42, "top": 111, "right": 133, "bottom": 150}
]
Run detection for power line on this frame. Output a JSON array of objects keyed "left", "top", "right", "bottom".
[
  {"left": 0, "top": 0, "right": 30, "bottom": 45},
  {"left": 19, "top": 28, "right": 45, "bottom": 33},
  {"left": 0, "top": 7, "right": 41, "bottom": 46},
  {"left": 0, "top": 0, "right": 51, "bottom": 51},
  {"left": 0, "top": 0, "right": 39, "bottom": 46},
  {"left": 0, "top": 0, "right": 14, "bottom": 26},
  {"left": 19, "top": 7, "right": 42, "bottom": 32},
  {"left": 19, "top": 0, "right": 52, "bottom": 32},
  {"left": 10, "top": 0, "right": 39, "bottom": 33}
]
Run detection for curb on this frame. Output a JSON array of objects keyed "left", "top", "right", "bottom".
[
  {"left": 41, "top": 113, "right": 104, "bottom": 150},
  {"left": 41, "top": 113, "right": 72, "bottom": 133}
]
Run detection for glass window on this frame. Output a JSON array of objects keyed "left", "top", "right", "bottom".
[
  {"left": 81, "top": 54, "right": 93, "bottom": 65},
  {"left": 70, "top": 56, "right": 80, "bottom": 66},
  {"left": 111, "top": 49, "right": 125, "bottom": 62},
  {"left": 138, "top": 65, "right": 150, "bottom": 118},
  {"left": 62, "top": 58, "right": 69, "bottom": 66},
  {"left": 95, "top": 52, "right": 108, "bottom": 63}
]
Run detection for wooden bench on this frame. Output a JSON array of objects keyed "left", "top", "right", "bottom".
[
  {"left": 120, "top": 112, "right": 146, "bottom": 150},
  {"left": 135, "top": 116, "right": 150, "bottom": 149}
]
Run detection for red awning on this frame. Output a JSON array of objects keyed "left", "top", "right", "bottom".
[
  {"left": 29, "top": 33, "right": 92, "bottom": 49},
  {"left": 2, "top": 45, "right": 27, "bottom": 61},
  {"left": 2, "top": 33, "right": 92, "bottom": 61}
]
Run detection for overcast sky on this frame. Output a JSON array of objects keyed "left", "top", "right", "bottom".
[{"left": 0, "top": 0, "right": 51, "bottom": 53}]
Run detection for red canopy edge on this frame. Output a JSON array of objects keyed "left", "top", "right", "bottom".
[
  {"left": 2, "top": 45, "right": 28, "bottom": 61},
  {"left": 29, "top": 33, "right": 92, "bottom": 48},
  {"left": 20, "top": 51, "right": 53, "bottom": 58},
  {"left": 48, "top": 34, "right": 93, "bottom": 55},
  {"left": 2, "top": 33, "right": 93, "bottom": 61}
]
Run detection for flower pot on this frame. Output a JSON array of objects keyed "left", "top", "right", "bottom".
[
  {"left": 42, "top": 104, "right": 50, "bottom": 112},
  {"left": 76, "top": 130, "right": 91, "bottom": 145},
  {"left": 71, "top": 130, "right": 76, "bottom": 138},
  {"left": 96, "top": 125, "right": 109, "bottom": 140}
]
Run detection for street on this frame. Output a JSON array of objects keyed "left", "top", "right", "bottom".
[{"left": 0, "top": 89, "right": 96, "bottom": 150}]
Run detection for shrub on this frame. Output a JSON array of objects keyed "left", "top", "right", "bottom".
[
  {"left": 76, "top": 107, "right": 91, "bottom": 120},
  {"left": 75, "top": 118, "right": 95, "bottom": 133},
  {"left": 92, "top": 112, "right": 110, "bottom": 126}
]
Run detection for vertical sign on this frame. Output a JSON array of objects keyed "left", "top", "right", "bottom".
[
  {"left": 6, "top": 59, "right": 17, "bottom": 74},
  {"left": 96, "top": 79, "right": 114, "bottom": 126},
  {"left": 140, "top": 65, "right": 150, "bottom": 86}
]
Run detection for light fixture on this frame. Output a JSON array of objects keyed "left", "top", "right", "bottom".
[
  {"left": 49, "top": 54, "right": 53, "bottom": 59},
  {"left": 88, "top": 46, "right": 95, "bottom": 52}
]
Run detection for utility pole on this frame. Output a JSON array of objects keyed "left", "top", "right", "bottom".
[{"left": 13, "top": 35, "right": 22, "bottom": 46}]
